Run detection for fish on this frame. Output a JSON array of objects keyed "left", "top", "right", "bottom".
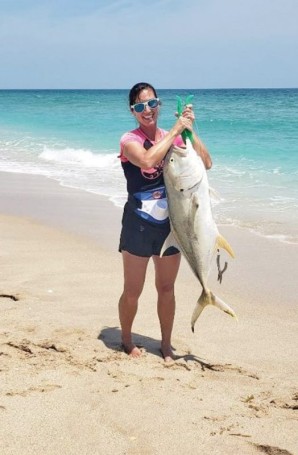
[{"left": 161, "top": 138, "right": 237, "bottom": 332}]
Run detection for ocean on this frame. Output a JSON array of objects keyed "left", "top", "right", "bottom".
[{"left": 0, "top": 88, "right": 297, "bottom": 244}]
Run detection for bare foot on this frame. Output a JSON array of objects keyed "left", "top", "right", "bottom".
[
  {"left": 122, "top": 342, "right": 142, "bottom": 358},
  {"left": 160, "top": 343, "right": 175, "bottom": 363}
]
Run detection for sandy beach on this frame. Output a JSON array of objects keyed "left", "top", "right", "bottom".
[{"left": 1, "top": 172, "right": 297, "bottom": 455}]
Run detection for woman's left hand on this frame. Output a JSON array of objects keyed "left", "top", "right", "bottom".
[
  {"left": 175, "top": 104, "right": 195, "bottom": 124},
  {"left": 182, "top": 104, "right": 195, "bottom": 122}
]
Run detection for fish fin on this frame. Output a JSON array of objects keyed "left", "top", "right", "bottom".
[
  {"left": 209, "top": 186, "right": 221, "bottom": 201},
  {"left": 210, "top": 292, "right": 238, "bottom": 320},
  {"left": 191, "top": 291, "right": 209, "bottom": 332},
  {"left": 191, "top": 290, "right": 237, "bottom": 332},
  {"left": 160, "top": 232, "right": 180, "bottom": 257},
  {"left": 216, "top": 234, "right": 235, "bottom": 258}
]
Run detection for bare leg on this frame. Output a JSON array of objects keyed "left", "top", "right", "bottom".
[
  {"left": 153, "top": 253, "right": 181, "bottom": 362},
  {"left": 118, "top": 251, "right": 150, "bottom": 357}
]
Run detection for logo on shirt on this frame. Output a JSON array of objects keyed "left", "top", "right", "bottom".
[
  {"left": 152, "top": 190, "right": 162, "bottom": 199},
  {"left": 141, "top": 161, "right": 164, "bottom": 180}
]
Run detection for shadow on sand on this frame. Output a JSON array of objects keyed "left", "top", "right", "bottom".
[
  {"left": 98, "top": 326, "right": 221, "bottom": 370},
  {"left": 98, "top": 326, "right": 165, "bottom": 359}
]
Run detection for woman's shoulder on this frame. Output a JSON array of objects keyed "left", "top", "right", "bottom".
[
  {"left": 120, "top": 128, "right": 143, "bottom": 144},
  {"left": 119, "top": 128, "right": 144, "bottom": 162}
]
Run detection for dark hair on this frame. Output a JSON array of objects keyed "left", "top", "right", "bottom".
[{"left": 129, "top": 82, "right": 158, "bottom": 107}]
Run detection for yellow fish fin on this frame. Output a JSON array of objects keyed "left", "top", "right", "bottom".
[{"left": 216, "top": 234, "right": 235, "bottom": 258}]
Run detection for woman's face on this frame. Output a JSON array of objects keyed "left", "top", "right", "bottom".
[{"left": 131, "top": 88, "right": 159, "bottom": 127}]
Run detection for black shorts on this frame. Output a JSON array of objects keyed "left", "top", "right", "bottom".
[{"left": 119, "top": 203, "right": 180, "bottom": 258}]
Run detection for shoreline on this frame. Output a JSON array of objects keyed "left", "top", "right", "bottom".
[
  {"left": 1, "top": 171, "right": 297, "bottom": 454},
  {"left": 1, "top": 168, "right": 297, "bottom": 246}
]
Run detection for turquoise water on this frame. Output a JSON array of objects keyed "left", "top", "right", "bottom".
[{"left": 0, "top": 89, "right": 297, "bottom": 243}]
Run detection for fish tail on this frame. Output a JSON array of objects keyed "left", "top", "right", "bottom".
[
  {"left": 191, "top": 290, "right": 237, "bottom": 332},
  {"left": 191, "top": 290, "right": 209, "bottom": 332},
  {"left": 210, "top": 292, "right": 238, "bottom": 320}
]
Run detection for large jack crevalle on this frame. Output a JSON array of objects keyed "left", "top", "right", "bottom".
[{"left": 162, "top": 139, "right": 237, "bottom": 332}]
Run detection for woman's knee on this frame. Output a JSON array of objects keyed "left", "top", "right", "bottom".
[
  {"left": 155, "top": 281, "right": 175, "bottom": 296},
  {"left": 122, "top": 284, "right": 143, "bottom": 301}
]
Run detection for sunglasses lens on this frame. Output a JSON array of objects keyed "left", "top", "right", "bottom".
[
  {"left": 148, "top": 99, "right": 158, "bottom": 108},
  {"left": 134, "top": 103, "right": 145, "bottom": 113}
]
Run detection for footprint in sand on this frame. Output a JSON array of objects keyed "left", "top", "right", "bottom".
[
  {"left": 251, "top": 443, "right": 294, "bottom": 455},
  {"left": 242, "top": 389, "right": 298, "bottom": 417},
  {"left": 5, "top": 384, "right": 62, "bottom": 397},
  {"left": 4, "top": 338, "right": 100, "bottom": 372}
]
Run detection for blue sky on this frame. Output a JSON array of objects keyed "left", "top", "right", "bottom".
[{"left": 0, "top": 0, "right": 297, "bottom": 89}]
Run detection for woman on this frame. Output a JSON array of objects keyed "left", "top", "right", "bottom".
[{"left": 118, "top": 82, "right": 212, "bottom": 361}]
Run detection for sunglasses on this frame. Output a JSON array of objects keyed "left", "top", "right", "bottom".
[{"left": 131, "top": 98, "right": 160, "bottom": 113}]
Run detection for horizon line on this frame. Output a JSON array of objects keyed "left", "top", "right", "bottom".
[{"left": 0, "top": 87, "right": 297, "bottom": 91}]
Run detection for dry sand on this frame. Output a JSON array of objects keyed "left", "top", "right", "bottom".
[{"left": 0, "top": 172, "right": 297, "bottom": 455}]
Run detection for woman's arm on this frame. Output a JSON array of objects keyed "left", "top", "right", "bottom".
[{"left": 123, "top": 116, "right": 192, "bottom": 169}]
